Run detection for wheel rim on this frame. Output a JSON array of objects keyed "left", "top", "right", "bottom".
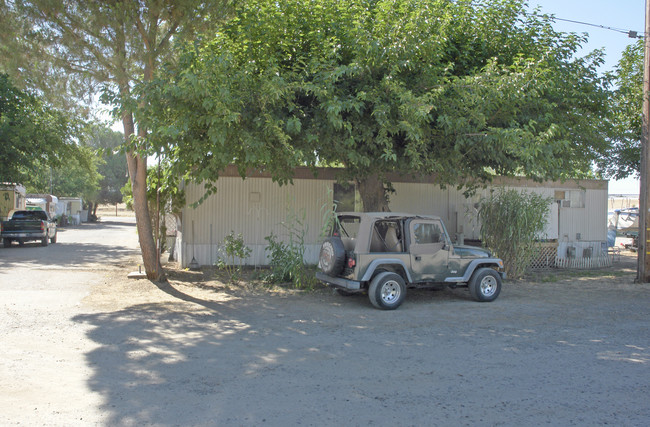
[
  {"left": 381, "top": 280, "right": 401, "bottom": 304},
  {"left": 480, "top": 275, "right": 497, "bottom": 297},
  {"left": 320, "top": 243, "right": 333, "bottom": 270}
]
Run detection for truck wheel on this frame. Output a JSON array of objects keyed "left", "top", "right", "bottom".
[
  {"left": 50, "top": 231, "right": 57, "bottom": 244},
  {"left": 41, "top": 237, "right": 49, "bottom": 247},
  {"left": 368, "top": 272, "right": 406, "bottom": 310},
  {"left": 469, "top": 268, "right": 501, "bottom": 302},
  {"left": 3, "top": 239, "right": 11, "bottom": 248},
  {"left": 319, "top": 237, "right": 346, "bottom": 275}
]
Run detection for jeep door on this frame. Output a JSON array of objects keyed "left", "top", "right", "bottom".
[{"left": 408, "top": 219, "right": 450, "bottom": 282}]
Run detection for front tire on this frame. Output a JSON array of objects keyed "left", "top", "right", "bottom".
[
  {"left": 368, "top": 272, "right": 406, "bottom": 310},
  {"left": 469, "top": 268, "right": 502, "bottom": 302}
]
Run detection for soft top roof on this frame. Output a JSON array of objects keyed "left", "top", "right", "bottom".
[{"left": 336, "top": 212, "right": 441, "bottom": 221}]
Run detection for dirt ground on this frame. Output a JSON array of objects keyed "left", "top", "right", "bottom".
[{"left": 1, "top": 213, "right": 650, "bottom": 426}]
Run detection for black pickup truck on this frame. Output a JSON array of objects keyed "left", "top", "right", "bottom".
[{"left": 1, "top": 210, "right": 57, "bottom": 247}]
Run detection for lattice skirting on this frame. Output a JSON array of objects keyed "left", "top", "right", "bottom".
[
  {"left": 529, "top": 244, "right": 558, "bottom": 269},
  {"left": 528, "top": 244, "right": 612, "bottom": 270},
  {"left": 555, "top": 255, "right": 612, "bottom": 269}
]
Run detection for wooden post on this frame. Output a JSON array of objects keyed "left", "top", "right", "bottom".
[{"left": 638, "top": 0, "right": 650, "bottom": 282}]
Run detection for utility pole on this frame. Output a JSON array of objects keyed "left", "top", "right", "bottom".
[{"left": 638, "top": 0, "right": 650, "bottom": 282}]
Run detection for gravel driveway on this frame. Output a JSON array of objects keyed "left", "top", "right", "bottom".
[{"left": 1, "top": 216, "right": 649, "bottom": 426}]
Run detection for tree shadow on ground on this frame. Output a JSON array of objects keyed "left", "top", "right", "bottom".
[
  {"left": 0, "top": 219, "right": 139, "bottom": 271},
  {"left": 73, "top": 265, "right": 650, "bottom": 426},
  {"left": 72, "top": 283, "right": 367, "bottom": 426}
]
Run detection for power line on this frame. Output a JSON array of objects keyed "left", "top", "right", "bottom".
[
  {"left": 530, "top": 12, "right": 643, "bottom": 39},
  {"left": 552, "top": 16, "right": 643, "bottom": 39}
]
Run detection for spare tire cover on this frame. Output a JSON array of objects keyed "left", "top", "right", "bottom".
[{"left": 319, "top": 236, "right": 346, "bottom": 275}]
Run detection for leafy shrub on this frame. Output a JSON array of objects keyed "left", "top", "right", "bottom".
[
  {"left": 477, "top": 189, "right": 552, "bottom": 279},
  {"left": 216, "top": 231, "right": 252, "bottom": 283},
  {"left": 264, "top": 207, "right": 316, "bottom": 288}
]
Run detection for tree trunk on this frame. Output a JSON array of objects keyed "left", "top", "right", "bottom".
[
  {"left": 122, "top": 112, "right": 162, "bottom": 281},
  {"left": 357, "top": 174, "right": 390, "bottom": 212},
  {"left": 86, "top": 201, "right": 95, "bottom": 222}
]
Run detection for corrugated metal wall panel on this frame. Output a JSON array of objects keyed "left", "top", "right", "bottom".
[
  {"left": 181, "top": 177, "right": 334, "bottom": 267},
  {"left": 178, "top": 177, "right": 608, "bottom": 267}
]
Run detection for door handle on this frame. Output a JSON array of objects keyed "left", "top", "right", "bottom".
[{"left": 415, "top": 256, "right": 421, "bottom": 261}]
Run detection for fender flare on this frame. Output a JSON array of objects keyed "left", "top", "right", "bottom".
[
  {"left": 360, "top": 259, "right": 413, "bottom": 283},
  {"left": 444, "top": 258, "right": 505, "bottom": 283}
]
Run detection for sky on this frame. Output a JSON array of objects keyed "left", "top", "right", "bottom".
[{"left": 529, "top": 0, "right": 645, "bottom": 195}]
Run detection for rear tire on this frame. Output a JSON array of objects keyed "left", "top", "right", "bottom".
[
  {"left": 41, "top": 237, "right": 49, "bottom": 247},
  {"left": 368, "top": 272, "right": 406, "bottom": 310},
  {"left": 469, "top": 268, "right": 502, "bottom": 302}
]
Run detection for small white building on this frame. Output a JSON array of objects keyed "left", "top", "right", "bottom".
[
  {"left": 26, "top": 194, "right": 58, "bottom": 219},
  {"left": 175, "top": 166, "right": 608, "bottom": 269},
  {"left": 56, "top": 197, "right": 84, "bottom": 224}
]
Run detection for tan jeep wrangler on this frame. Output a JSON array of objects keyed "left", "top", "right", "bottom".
[{"left": 316, "top": 212, "right": 506, "bottom": 310}]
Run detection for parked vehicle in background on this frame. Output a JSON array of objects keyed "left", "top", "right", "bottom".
[
  {"left": 316, "top": 212, "right": 506, "bottom": 310},
  {"left": 1, "top": 209, "right": 57, "bottom": 247},
  {"left": 608, "top": 207, "right": 638, "bottom": 250}
]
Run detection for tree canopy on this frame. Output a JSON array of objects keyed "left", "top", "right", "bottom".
[
  {"left": 86, "top": 125, "right": 128, "bottom": 206},
  {"left": 598, "top": 39, "right": 643, "bottom": 180},
  {"left": 0, "top": 73, "right": 77, "bottom": 184},
  {"left": 5, "top": 0, "right": 233, "bottom": 279},
  {"left": 143, "top": 0, "right": 612, "bottom": 210},
  {"left": 27, "top": 144, "right": 102, "bottom": 199}
]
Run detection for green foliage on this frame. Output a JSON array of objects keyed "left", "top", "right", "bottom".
[
  {"left": 121, "top": 159, "right": 185, "bottom": 251},
  {"left": 121, "top": 160, "right": 185, "bottom": 212},
  {"left": 143, "top": 0, "right": 612, "bottom": 206},
  {"left": 1, "top": 71, "right": 99, "bottom": 199},
  {"left": 26, "top": 145, "right": 102, "bottom": 200},
  {"left": 0, "top": 73, "right": 77, "bottom": 184},
  {"left": 477, "top": 189, "right": 553, "bottom": 279},
  {"left": 216, "top": 231, "right": 252, "bottom": 283},
  {"left": 319, "top": 187, "right": 341, "bottom": 238},
  {"left": 85, "top": 125, "right": 128, "bottom": 205},
  {"left": 7, "top": 0, "right": 234, "bottom": 279},
  {"left": 264, "top": 206, "right": 315, "bottom": 288},
  {"left": 598, "top": 39, "right": 643, "bottom": 180}
]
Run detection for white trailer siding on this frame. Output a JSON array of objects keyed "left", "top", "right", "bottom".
[
  {"left": 177, "top": 168, "right": 608, "bottom": 267},
  {"left": 180, "top": 176, "right": 334, "bottom": 267},
  {"left": 389, "top": 181, "right": 607, "bottom": 242}
]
